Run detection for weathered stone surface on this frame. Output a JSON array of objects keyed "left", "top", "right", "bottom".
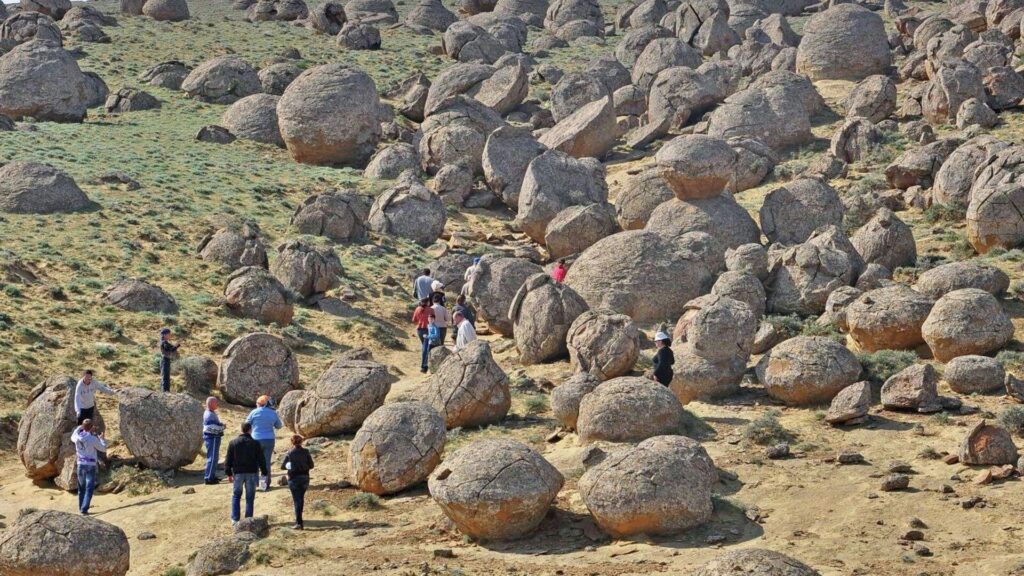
[
  {"left": 466, "top": 254, "right": 543, "bottom": 336},
  {"left": 826, "top": 381, "right": 871, "bottom": 425},
  {"left": 922, "top": 288, "right": 1014, "bottom": 362},
  {"left": 881, "top": 363, "right": 940, "bottom": 412},
  {"left": 18, "top": 375, "right": 102, "bottom": 481},
  {"left": 0, "top": 41, "right": 90, "bottom": 122},
  {"left": 796, "top": 4, "right": 892, "bottom": 81},
  {"left": 426, "top": 340, "right": 511, "bottom": 428},
  {"left": 198, "top": 220, "right": 268, "bottom": 271},
  {"left": 944, "top": 355, "right": 1006, "bottom": 394},
  {"left": 368, "top": 171, "right": 447, "bottom": 246},
  {"left": 290, "top": 189, "right": 369, "bottom": 242},
  {"left": 846, "top": 284, "right": 933, "bottom": 352},
  {"left": 101, "top": 278, "right": 178, "bottom": 314},
  {"left": 760, "top": 179, "right": 844, "bottom": 245},
  {"left": 220, "top": 93, "right": 283, "bottom": 147},
  {"left": 756, "top": 336, "right": 862, "bottom": 405},
  {"left": 287, "top": 359, "right": 392, "bottom": 437},
  {"left": 577, "top": 376, "right": 686, "bottom": 443},
  {"left": 517, "top": 150, "right": 607, "bottom": 243},
  {"left": 693, "top": 549, "right": 820, "bottom": 576},
  {"left": 219, "top": 332, "right": 299, "bottom": 406},
  {"left": 509, "top": 273, "right": 590, "bottom": 365},
  {"left": 0, "top": 161, "right": 92, "bottom": 214},
  {"left": 566, "top": 308, "right": 640, "bottom": 381},
  {"left": 851, "top": 208, "right": 917, "bottom": 271},
  {"left": 270, "top": 239, "right": 342, "bottom": 299},
  {"left": 118, "top": 388, "right": 202, "bottom": 469},
  {"left": 350, "top": 401, "right": 446, "bottom": 495},
  {"left": 0, "top": 510, "right": 130, "bottom": 576},
  {"left": 181, "top": 55, "right": 259, "bottom": 104},
  {"left": 551, "top": 372, "right": 601, "bottom": 430},
  {"left": 915, "top": 261, "right": 1009, "bottom": 299},
  {"left": 959, "top": 420, "right": 1019, "bottom": 465},
  {"left": 223, "top": 266, "right": 293, "bottom": 325},
  {"left": 669, "top": 343, "right": 747, "bottom": 404}
]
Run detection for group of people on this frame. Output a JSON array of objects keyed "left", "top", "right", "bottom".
[{"left": 412, "top": 267, "right": 478, "bottom": 372}]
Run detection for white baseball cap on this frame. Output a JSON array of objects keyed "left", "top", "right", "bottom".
[
  {"left": 431, "top": 280, "right": 444, "bottom": 291},
  {"left": 654, "top": 331, "right": 670, "bottom": 342}
]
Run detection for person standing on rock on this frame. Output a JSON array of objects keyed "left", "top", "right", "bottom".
[
  {"left": 203, "top": 397, "right": 226, "bottom": 485},
  {"left": 453, "top": 310, "right": 477, "bottom": 350},
  {"left": 74, "top": 369, "right": 116, "bottom": 425},
  {"left": 414, "top": 269, "right": 434, "bottom": 302},
  {"left": 431, "top": 293, "right": 452, "bottom": 345},
  {"left": 462, "top": 257, "right": 481, "bottom": 295},
  {"left": 158, "top": 328, "right": 180, "bottom": 393},
  {"left": 281, "top": 434, "right": 315, "bottom": 530},
  {"left": 225, "top": 421, "right": 268, "bottom": 526},
  {"left": 412, "top": 297, "right": 435, "bottom": 373},
  {"left": 650, "top": 331, "right": 675, "bottom": 387},
  {"left": 71, "top": 418, "right": 107, "bottom": 515},
  {"left": 245, "top": 396, "right": 283, "bottom": 491},
  {"left": 551, "top": 259, "right": 567, "bottom": 283}
]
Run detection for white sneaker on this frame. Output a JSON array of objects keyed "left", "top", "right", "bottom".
[{"left": 231, "top": 520, "right": 238, "bottom": 527}]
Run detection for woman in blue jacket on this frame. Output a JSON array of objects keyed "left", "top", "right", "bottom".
[{"left": 245, "top": 395, "right": 283, "bottom": 491}]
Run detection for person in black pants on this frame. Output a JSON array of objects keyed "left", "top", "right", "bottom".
[
  {"left": 282, "top": 434, "right": 315, "bottom": 530},
  {"left": 159, "top": 328, "right": 180, "bottom": 393},
  {"left": 225, "top": 422, "right": 269, "bottom": 526},
  {"left": 651, "top": 331, "right": 675, "bottom": 386}
]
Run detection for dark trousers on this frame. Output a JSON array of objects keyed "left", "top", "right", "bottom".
[
  {"left": 438, "top": 327, "right": 447, "bottom": 344},
  {"left": 160, "top": 356, "right": 171, "bottom": 392},
  {"left": 76, "top": 406, "right": 95, "bottom": 425},
  {"left": 288, "top": 475, "right": 310, "bottom": 526},
  {"left": 417, "top": 328, "right": 429, "bottom": 370}
]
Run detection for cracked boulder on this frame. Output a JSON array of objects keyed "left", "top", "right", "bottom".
[
  {"left": 846, "top": 284, "right": 933, "bottom": 352},
  {"left": 756, "top": 336, "right": 861, "bottom": 405},
  {"left": 851, "top": 208, "right": 917, "bottom": 271},
  {"left": 567, "top": 308, "right": 640, "bottom": 381},
  {"left": 198, "top": 220, "right": 268, "bottom": 270},
  {"left": 551, "top": 372, "right": 601, "bottom": 430},
  {"left": 0, "top": 510, "right": 129, "bottom": 576},
  {"left": 286, "top": 359, "right": 392, "bottom": 437},
  {"left": 922, "top": 288, "right": 1014, "bottom": 362},
  {"left": 517, "top": 150, "right": 607, "bottom": 243},
  {"left": 509, "top": 273, "right": 590, "bottom": 365},
  {"left": 219, "top": 332, "right": 299, "bottom": 406},
  {"left": 881, "top": 363, "right": 941, "bottom": 413},
  {"left": 544, "top": 202, "right": 620, "bottom": 260},
  {"left": 101, "top": 278, "right": 178, "bottom": 314},
  {"left": 350, "top": 401, "right": 446, "bottom": 495},
  {"left": 181, "top": 55, "right": 260, "bottom": 104},
  {"left": 0, "top": 161, "right": 92, "bottom": 214},
  {"left": 118, "top": 387, "right": 203, "bottom": 469},
  {"left": 270, "top": 239, "right": 342, "bottom": 299},
  {"left": 759, "top": 178, "right": 844, "bottom": 245},
  {"left": 18, "top": 375, "right": 104, "bottom": 481},
  {"left": 290, "top": 189, "right": 369, "bottom": 242},
  {"left": 426, "top": 340, "right": 511, "bottom": 429},
  {"left": 465, "top": 254, "right": 543, "bottom": 336},
  {"left": 959, "top": 420, "right": 1019, "bottom": 465},
  {"left": 944, "top": 355, "right": 1006, "bottom": 394},
  {"left": 223, "top": 266, "right": 293, "bottom": 325},
  {"left": 825, "top": 381, "right": 871, "bottom": 426},
  {"left": 576, "top": 376, "right": 686, "bottom": 443},
  {"left": 915, "top": 261, "right": 1009, "bottom": 299},
  {"left": 796, "top": 4, "right": 891, "bottom": 81},
  {"left": 368, "top": 171, "right": 447, "bottom": 246}
]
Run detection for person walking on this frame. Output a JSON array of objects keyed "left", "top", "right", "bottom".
[
  {"left": 71, "top": 419, "right": 107, "bottom": 515},
  {"left": 412, "top": 297, "right": 435, "bottom": 373},
  {"left": 414, "top": 269, "right": 435, "bottom": 302},
  {"left": 551, "top": 259, "right": 567, "bottom": 283},
  {"left": 462, "top": 257, "right": 480, "bottom": 295},
  {"left": 281, "top": 435, "right": 315, "bottom": 530},
  {"left": 203, "top": 397, "right": 226, "bottom": 485},
  {"left": 430, "top": 280, "right": 447, "bottom": 306},
  {"left": 651, "top": 331, "right": 675, "bottom": 386},
  {"left": 452, "top": 294, "right": 477, "bottom": 334},
  {"left": 431, "top": 293, "right": 452, "bottom": 345},
  {"left": 158, "top": 328, "right": 180, "bottom": 393},
  {"left": 225, "top": 421, "right": 268, "bottom": 526},
  {"left": 453, "top": 310, "right": 477, "bottom": 350},
  {"left": 74, "top": 369, "right": 115, "bottom": 425},
  {"left": 245, "top": 396, "right": 283, "bottom": 491}
]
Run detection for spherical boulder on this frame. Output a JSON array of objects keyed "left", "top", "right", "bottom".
[
  {"left": 551, "top": 372, "right": 601, "bottom": 430},
  {"left": 645, "top": 195, "right": 760, "bottom": 252},
  {"left": 756, "top": 336, "right": 862, "bottom": 405},
  {"left": 711, "top": 270, "right": 766, "bottom": 319},
  {"left": 576, "top": 377, "right": 686, "bottom": 443},
  {"left": 669, "top": 343, "right": 747, "bottom": 404},
  {"left": 20, "top": 0, "right": 71, "bottom": 19},
  {"left": 140, "top": 60, "right": 191, "bottom": 90},
  {"left": 759, "top": 179, "right": 844, "bottom": 245},
  {"left": 219, "top": 333, "right": 299, "bottom": 406},
  {"left": 364, "top": 142, "right": 419, "bottom": 181},
  {"left": 764, "top": 239, "right": 856, "bottom": 316},
  {"left": 566, "top": 308, "right": 640, "bottom": 381},
  {"left": 796, "top": 4, "right": 891, "bottom": 81},
  {"left": 17, "top": 375, "right": 101, "bottom": 481},
  {"left": 337, "top": 21, "right": 381, "bottom": 50},
  {"left": 846, "top": 284, "right": 934, "bottom": 352},
  {"left": 221, "top": 93, "right": 284, "bottom": 147},
  {"left": 845, "top": 75, "right": 897, "bottom": 123},
  {"left": 916, "top": 261, "right": 1009, "bottom": 300},
  {"left": 509, "top": 273, "right": 590, "bottom": 365},
  {"left": 179, "top": 355, "right": 219, "bottom": 397},
  {"left": 851, "top": 208, "right": 917, "bottom": 271},
  {"left": 0, "top": 161, "right": 91, "bottom": 214},
  {"left": 922, "top": 288, "right": 1014, "bottom": 362},
  {"left": 686, "top": 295, "right": 757, "bottom": 363},
  {"left": 544, "top": 202, "right": 620, "bottom": 260},
  {"left": 693, "top": 549, "right": 821, "bottom": 576},
  {"left": 426, "top": 340, "right": 511, "bottom": 429},
  {"left": 349, "top": 401, "right": 445, "bottom": 495},
  {"left": 428, "top": 439, "right": 563, "bottom": 541},
  {"left": 726, "top": 243, "right": 769, "bottom": 281},
  {"left": 0, "top": 40, "right": 89, "bottom": 122},
  {"left": 0, "top": 510, "right": 129, "bottom": 576},
  {"left": 307, "top": 0, "right": 346, "bottom": 34},
  {"left": 579, "top": 435, "right": 716, "bottom": 538},
  {"left": 118, "top": 387, "right": 202, "bottom": 469},
  {"left": 223, "top": 266, "right": 293, "bottom": 325},
  {"left": 142, "top": 0, "right": 190, "bottom": 21},
  {"left": 289, "top": 189, "right": 369, "bottom": 242},
  {"left": 0, "top": 12, "right": 62, "bottom": 52},
  {"left": 613, "top": 165, "right": 674, "bottom": 230},
  {"left": 181, "top": 56, "right": 259, "bottom": 104},
  {"left": 368, "top": 171, "right": 447, "bottom": 246},
  {"left": 277, "top": 64, "right": 382, "bottom": 166},
  {"left": 517, "top": 150, "right": 608, "bottom": 243},
  {"left": 288, "top": 359, "right": 392, "bottom": 437},
  {"left": 465, "top": 255, "right": 543, "bottom": 336},
  {"left": 197, "top": 220, "right": 268, "bottom": 270},
  {"left": 100, "top": 275, "right": 177, "bottom": 315},
  {"left": 656, "top": 134, "right": 737, "bottom": 200},
  {"left": 944, "top": 355, "right": 1006, "bottom": 394},
  {"left": 246, "top": 0, "right": 307, "bottom": 21},
  {"left": 270, "top": 239, "right": 342, "bottom": 299}
]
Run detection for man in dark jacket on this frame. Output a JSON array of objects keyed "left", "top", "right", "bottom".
[
  {"left": 225, "top": 422, "right": 268, "bottom": 525},
  {"left": 651, "top": 331, "right": 675, "bottom": 386},
  {"left": 159, "top": 328, "right": 180, "bottom": 393}
]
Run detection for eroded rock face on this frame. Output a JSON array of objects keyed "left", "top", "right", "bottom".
[
  {"left": 17, "top": 375, "right": 101, "bottom": 480},
  {"left": 221, "top": 93, "right": 283, "bottom": 147},
  {"left": 482, "top": 126, "right": 546, "bottom": 209},
  {"left": 944, "top": 355, "right": 1005, "bottom": 394},
  {"left": 566, "top": 308, "right": 640, "bottom": 381},
  {"left": 118, "top": 388, "right": 202, "bottom": 469},
  {"left": 759, "top": 179, "right": 844, "bottom": 246},
  {"left": 614, "top": 166, "right": 675, "bottom": 230},
  {"left": 551, "top": 372, "right": 601, "bottom": 430},
  {"left": 826, "top": 381, "right": 871, "bottom": 425},
  {"left": 21, "top": 0, "right": 71, "bottom": 19},
  {"left": 368, "top": 171, "right": 447, "bottom": 246},
  {"left": 181, "top": 55, "right": 259, "bottom": 104},
  {"left": 288, "top": 359, "right": 392, "bottom": 437},
  {"left": 198, "top": 220, "right": 268, "bottom": 270},
  {"left": 270, "top": 239, "right": 342, "bottom": 299},
  {"left": 579, "top": 435, "right": 716, "bottom": 538},
  {"left": 645, "top": 195, "right": 760, "bottom": 254},
  {"left": 693, "top": 548, "right": 821, "bottom": 576},
  {"left": 349, "top": 401, "right": 445, "bottom": 495},
  {"left": 290, "top": 189, "right": 369, "bottom": 242},
  {"left": 246, "top": 0, "right": 307, "bottom": 21},
  {"left": 756, "top": 336, "right": 862, "bottom": 406},
  {"left": 576, "top": 377, "right": 686, "bottom": 443},
  {"left": 764, "top": 239, "right": 856, "bottom": 316},
  {"left": 922, "top": 288, "right": 1014, "bottom": 362},
  {"left": 516, "top": 150, "right": 608, "bottom": 243},
  {"left": 223, "top": 266, "right": 293, "bottom": 325},
  {"left": 686, "top": 295, "right": 756, "bottom": 363},
  {"left": 959, "top": 420, "right": 1019, "bottom": 465},
  {"left": 465, "top": 255, "right": 543, "bottom": 336},
  {"left": 915, "top": 261, "right": 1009, "bottom": 299},
  {"left": 0, "top": 161, "right": 92, "bottom": 214},
  {"left": 426, "top": 340, "right": 511, "bottom": 429},
  {"left": 219, "top": 332, "right": 299, "bottom": 406},
  {"left": 846, "top": 284, "right": 933, "bottom": 352},
  {"left": 187, "top": 534, "right": 253, "bottom": 576},
  {"left": 851, "top": 208, "right": 917, "bottom": 272},
  {"left": 1, "top": 12, "right": 62, "bottom": 52},
  {"left": 796, "top": 4, "right": 891, "bottom": 81},
  {"left": 143, "top": 0, "right": 190, "bottom": 21},
  {"left": 509, "top": 273, "right": 589, "bottom": 365},
  {"left": 428, "top": 439, "right": 563, "bottom": 541},
  {"left": 669, "top": 343, "right": 747, "bottom": 404},
  {"left": 140, "top": 60, "right": 191, "bottom": 89},
  {"left": 0, "top": 510, "right": 130, "bottom": 576},
  {"left": 101, "top": 278, "right": 178, "bottom": 314},
  {"left": 0, "top": 41, "right": 90, "bottom": 122},
  {"left": 656, "top": 134, "right": 737, "bottom": 200},
  {"left": 881, "top": 363, "right": 940, "bottom": 412}
]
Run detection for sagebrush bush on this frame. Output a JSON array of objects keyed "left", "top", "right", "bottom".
[{"left": 857, "top": 350, "right": 918, "bottom": 383}]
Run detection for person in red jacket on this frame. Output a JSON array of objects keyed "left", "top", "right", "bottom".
[
  {"left": 412, "top": 298, "right": 435, "bottom": 373},
  {"left": 551, "top": 259, "right": 567, "bottom": 283}
]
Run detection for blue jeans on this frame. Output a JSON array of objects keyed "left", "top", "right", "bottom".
[
  {"left": 417, "top": 328, "right": 429, "bottom": 370},
  {"left": 204, "top": 436, "right": 222, "bottom": 482},
  {"left": 257, "top": 439, "right": 275, "bottom": 487},
  {"left": 288, "top": 476, "right": 310, "bottom": 526},
  {"left": 231, "top": 473, "right": 258, "bottom": 521},
  {"left": 77, "top": 464, "right": 97, "bottom": 513}
]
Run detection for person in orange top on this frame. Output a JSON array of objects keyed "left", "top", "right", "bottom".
[{"left": 412, "top": 297, "right": 435, "bottom": 373}]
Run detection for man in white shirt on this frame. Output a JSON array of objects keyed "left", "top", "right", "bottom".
[
  {"left": 71, "top": 419, "right": 107, "bottom": 514},
  {"left": 453, "top": 311, "right": 477, "bottom": 350},
  {"left": 74, "top": 370, "right": 116, "bottom": 424}
]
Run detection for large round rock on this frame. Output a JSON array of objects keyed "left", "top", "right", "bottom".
[
  {"left": 289, "top": 189, "right": 369, "bottom": 242},
  {"left": 686, "top": 295, "right": 757, "bottom": 363},
  {"left": 180, "top": 55, "right": 260, "bottom": 104},
  {"left": 915, "top": 261, "right": 1009, "bottom": 300},
  {"left": 219, "top": 333, "right": 299, "bottom": 406},
  {"left": 656, "top": 134, "right": 736, "bottom": 200},
  {"left": 465, "top": 255, "right": 543, "bottom": 336},
  {"left": 922, "top": 288, "right": 1014, "bottom": 362},
  {"left": 426, "top": 340, "right": 511, "bottom": 429},
  {"left": 223, "top": 266, "right": 294, "bottom": 325},
  {"left": 694, "top": 549, "right": 821, "bottom": 576},
  {"left": 290, "top": 359, "right": 392, "bottom": 437},
  {"left": 349, "top": 401, "right": 445, "bottom": 495},
  {"left": 944, "top": 355, "right": 1005, "bottom": 394},
  {"left": 428, "top": 439, "right": 563, "bottom": 541},
  {"left": 0, "top": 40, "right": 90, "bottom": 122},
  {"left": 576, "top": 376, "right": 686, "bottom": 443},
  {"left": 566, "top": 308, "right": 640, "bottom": 381},
  {"left": 851, "top": 208, "right": 917, "bottom": 271},
  {"left": 0, "top": 510, "right": 129, "bottom": 576},
  {"left": 550, "top": 372, "right": 601, "bottom": 430},
  {"left": 270, "top": 239, "right": 342, "bottom": 299},
  {"left": 579, "top": 435, "right": 716, "bottom": 538},
  {"left": 759, "top": 179, "right": 844, "bottom": 245},
  {"left": 846, "top": 284, "right": 934, "bottom": 352},
  {"left": 101, "top": 278, "right": 178, "bottom": 314},
  {"left": 118, "top": 387, "right": 202, "bottom": 469},
  {"left": 796, "top": 4, "right": 891, "bottom": 81},
  {"left": 509, "top": 273, "right": 589, "bottom": 365},
  {"left": 221, "top": 93, "right": 284, "bottom": 147},
  {"left": 0, "top": 161, "right": 91, "bottom": 214},
  {"left": 277, "top": 64, "right": 382, "bottom": 166},
  {"left": 17, "top": 375, "right": 97, "bottom": 480},
  {"left": 368, "top": 172, "right": 447, "bottom": 246},
  {"left": 756, "top": 336, "right": 862, "bottom": 405},
  {"left": 198, "top": 221, "right": 268, "bottom": 271}
]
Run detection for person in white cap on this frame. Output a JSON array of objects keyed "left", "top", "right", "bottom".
[
  {"left": 651, "top": 331, "right": 674, "bottom": 386},
  {"left": 430, "top": 280, "right": 446, "bottom": 306}
]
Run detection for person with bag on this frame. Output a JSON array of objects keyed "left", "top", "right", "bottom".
[{"left": 281, "top": 435, "right": 315, "bottom": 530}]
